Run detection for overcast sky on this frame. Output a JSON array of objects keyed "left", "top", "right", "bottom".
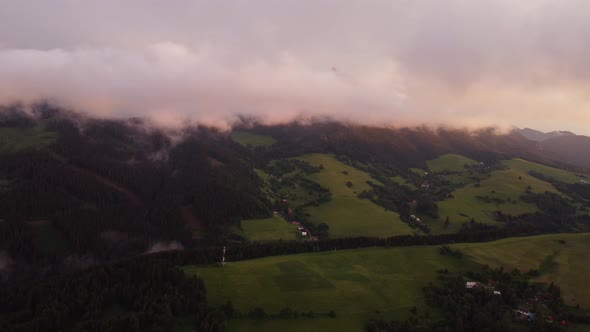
[{"left": 0, "top": 0, "right": 589, "bottom": 132}]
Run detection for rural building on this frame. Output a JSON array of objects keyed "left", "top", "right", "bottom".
[{"left": 301, "top": 231, "right": 308, "bottom": 236}]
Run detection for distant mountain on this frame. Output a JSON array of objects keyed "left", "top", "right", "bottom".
[
  {"left": 517, "top": 127, "right": 576, "bottom": 142},
  {"left": 542, "top": 135, "right": 590, "bottom": 168}
]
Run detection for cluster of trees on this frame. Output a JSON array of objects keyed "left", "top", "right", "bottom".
[
  {"left": 0, "top": 258, "right": 217, "bottom": 332},
  {"left": 438, "top": 246, "right": 463, "bottom": 258},
  {"left": 220, "top": 303, "right": 336, "bottom": 321},
  {"left": 369, "top": 266, "right": 576, "bottom": 332},
  {"left": 0, "top": 107, "right": 272, "bottom": 277}
]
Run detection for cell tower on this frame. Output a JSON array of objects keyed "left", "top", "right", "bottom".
[{"left": 221, "top": 246, "right": 227, "bottom": 266}]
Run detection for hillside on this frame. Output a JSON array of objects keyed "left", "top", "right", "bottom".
[
  {"left": 542, "top": 135, "right": 590, "bottom": 168},
  {"left": 2, "top": 108, "right": 590, "bottom": 331},
  {"left": 517, "top": 127, "right": 575, "bottom": 142}
]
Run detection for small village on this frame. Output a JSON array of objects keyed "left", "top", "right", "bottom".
[{"left": 465, "top": 280, "right": 569, "bottom": 328}]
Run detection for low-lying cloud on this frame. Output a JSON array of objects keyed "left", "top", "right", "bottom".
[
  {"left": 0, "top": 44, "right": 406, "bottom": 128},
  {"left": 1, "top": 0, "right": 589, "bottom": 133},
  {"left": 146, "top": 241, "right": 184, "bottom": 254}
]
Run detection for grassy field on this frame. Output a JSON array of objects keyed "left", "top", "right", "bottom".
[
  {"left": 427, "top": 154, "right": 479, "bottom": 172},
  {"left": 390, "top": 175, "right": 417, "bottom": 190},
  {"left": 410, "top": 168, "right": 427, "bottom": 177},
  {"left": 454, "top": 233, "right": 590, "bottom": 308},
  {"left": 297, "top": 154, "right": 413, "bottom": 237},
  {"left": 504, "top": 158, "right": 586, "bottom": 184},
  {"left": 428, "top": 158, "right": 571, "bottom": 233},
  {"left": 226, "top": 317, "right": 365, "bottom": 332},
  {"left": 184, "top": 233, "right": 590, "bottom": 332},
  {"left": 0, "top": 124, "right": 57, "bottom": 152},
  {"left": 184, "top": 246, "right": 476, "bottom": 327},
  {"left": 241, "top": 215, "right": 300, "bottom": 241},
  {"left": 231, "top": 131, "right": 277, "bottom": 147}
]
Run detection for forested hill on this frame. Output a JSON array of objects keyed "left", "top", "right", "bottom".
[
  {"left": 241, "top": 122, "right": 544, "bottom": 169},
  {"left": 0, "top": 105, "right": 271, "bottom": 275},
  {"left": 0, "top": 105, "right": 587, "bottom": 278}
]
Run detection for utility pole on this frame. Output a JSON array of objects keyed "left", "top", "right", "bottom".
[{"left": 221, "top": 246, "right": 227, "bottom": 266}]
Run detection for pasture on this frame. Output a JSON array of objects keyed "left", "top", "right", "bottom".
[
  {"left": 184, "top": 245, "right": 475, "bottom": 329},
  {"left": 297, "top": 154, "right": 413, "bottom": 237},
  {"left": 428, "top": 158, "right": 569, "bottom": 233},
  {"left": 504, "top": 158, "right": 586, "bottom": 184},
  {"left": 184, "top": 233, "right": 590, "bottom": 332},
  {"left": 231, "top": 131, "right": 277, "bottom": 147},
  {"left": 241, "top": 215, "right": 300, "bottom": 241},
  {"left": 427, "top": 153, "right": 479, "bottom": 172},
  {"left": 454, "top": 233, "right": 590, "bottom": 308},
  {"left": 0, "top": 124, "right": 57, "bottom": 152}
]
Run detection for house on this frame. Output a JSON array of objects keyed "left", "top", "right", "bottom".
[
  {"left": 466, "top": 282, "right": 482, "bottom": 289},
  {"left": 301, "top": 231, "right": 308, "bottom": 237},
  {"left": 291, "top": 221, "right": 300, "bottom": 225},
  {"left": 514, "top": 310, "right": 535, "bottom": 322},
  {"left": 311, "top": 236, "right": 319, "bottom": 241},
  {"left": 493, "top": 291, "right": 502, "bottom": 295}
]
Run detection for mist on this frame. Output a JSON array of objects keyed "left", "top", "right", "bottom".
[
  {"left": 1, "top": 0, "right": 590, "bottom": 133},
  {"left": 146, "top": 241, "right": 184, "bottom": 254}
]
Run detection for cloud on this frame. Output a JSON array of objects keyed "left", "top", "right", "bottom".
[
  {"left": 0, "top": 0, "right": 589, "bottom": 133},
  {"left": 0, "top": 43, "right": 407, "bottom": 128},
  {"left": 146, "top": 241, "right": 184, "bottom": 254}
]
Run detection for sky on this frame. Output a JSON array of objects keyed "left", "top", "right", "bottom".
[{"left": 0, "top": 0, "right": 589, "bottom": 132}]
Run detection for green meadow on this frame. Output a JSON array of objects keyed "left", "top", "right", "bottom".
[
  {"left": 426, "top": 157, "right": 580, "bottom": 233},
  {"left": 184, "top": 233, "right": 590, "bottom": 332},
  {"left": 297, "top": 154, "right": 413, "bottom": 237},
  {"left": 231, "top": 131, "right": 277, "bottom": 147},
  {"left": 0, "top": 124, "right": 57, "bottom": 152},
  {"left": 454, "top": 233, "right": 590, "bottom": 308},
  {"left": 504, "top": 158, "right": 586, "bottom": 184},
  {"left": 184, "top": 245, "right": 476, "bottom": 327},
  {"left": 427, "top": 153, "right": 479, "bottom": 172},
  {"left": 241, "top": 215, "right": 300, "bottom": 241}
]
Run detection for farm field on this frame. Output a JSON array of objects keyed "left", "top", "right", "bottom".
[
  {"left": 297, "top": 154, "right": 413, "bottom": 237},
  {"left": 231, "top": 131, "right": 277, "bottom": 147},
  {"left": 184, "top": 233, "right": 590, "bottom": 332},
  {"left": 427, "top": 153, "right": 479, "bottom": 172},
  {"left": 0, "top": 123, "right": 57, "bottom": 152},
  {"left": 241, "top": 215, "right": 300, "bottom": 241}
]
